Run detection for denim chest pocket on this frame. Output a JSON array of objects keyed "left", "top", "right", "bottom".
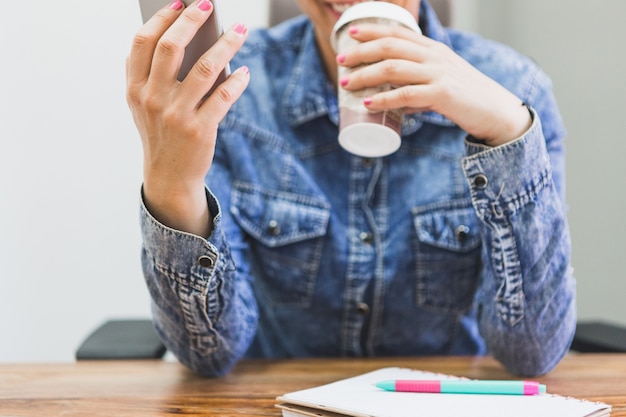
[
  {"left": 231, "top": 185, "right": 331, "bottom": 307},
  {"left": 412, "top": 201, "right": 482, "bottom": 313}
]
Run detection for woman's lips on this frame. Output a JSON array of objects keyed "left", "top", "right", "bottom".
[{"left": 325, "top": 1, "right": 375, "bottom": 20}]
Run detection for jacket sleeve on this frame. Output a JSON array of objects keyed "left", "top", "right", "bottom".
[
  {"left": 139, "top": 180, "right": 259, "bottom": 377},
  {"left": 463, "top": 77, "right": 576, "bottom": 376}
]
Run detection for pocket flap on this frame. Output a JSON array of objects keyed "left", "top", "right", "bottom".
[
  {"left": 413, "top": 200, "right": 481, "bottom": 252},
  {"left": 231, "top": 185, "right": 330, "bottom": 247}
]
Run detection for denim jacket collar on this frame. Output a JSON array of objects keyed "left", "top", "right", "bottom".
[
  {"left": 283, "top": 25, "right": 339, "bottom": 127},
  {"left": 283, "top": 1, "right": 455, "bottom": 134}
]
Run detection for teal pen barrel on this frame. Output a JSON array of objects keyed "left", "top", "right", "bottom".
[{"left": 440, "top": 380, "right": 543, "bottom": 395}]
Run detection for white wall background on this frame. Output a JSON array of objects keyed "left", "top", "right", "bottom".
[
  {"left": 1, "top": 0, "right": 624, "bottom": 363},
  {"left": 452, "top": 0, "right": 626, "bottom": 326},
  {"left": 0, "top": 0, "right": 269, "bottom": 363}
]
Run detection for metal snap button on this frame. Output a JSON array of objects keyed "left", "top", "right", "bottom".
[
  {"left": 362, "top": 158, "right": 375, "bottom": 168},
  {"left": 473, "top": 174, "right": 488, "bottom": 189},
  {"left": 455, "top": 225, "right": 470, "bottom": 242},
  {"left": 359, "top": 232, "right": 374, "bottom": 245},
  {"left": 198, "top": 255, "right": 215, "bottom": 268},
  {"left": 356, "top": 302, "right": 370, "bottom": 316},
  {"left": 267, "top": 220, "right": 281, "bottom": 236}
]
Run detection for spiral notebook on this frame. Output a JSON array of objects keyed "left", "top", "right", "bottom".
[{"left": 276, "top": 367, "right": 611, "bottom": 417}]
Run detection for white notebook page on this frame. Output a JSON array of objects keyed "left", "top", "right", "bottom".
[{"left": 276, "top": 367, "right": 611, "bottom": 417}]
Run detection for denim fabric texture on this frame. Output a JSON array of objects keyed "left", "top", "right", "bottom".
[{"left": 140, "top": 1, "right": 576, "bottom": 377}]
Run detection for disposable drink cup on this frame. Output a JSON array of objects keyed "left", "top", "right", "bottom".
[{"left": 331, "top": 2, "right": 420, "bottom": 157}]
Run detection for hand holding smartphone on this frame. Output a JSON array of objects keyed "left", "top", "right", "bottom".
[
  {"left": 128, "top": 0, "right": 248, "bottom": 238},
  {"left": 138, "top": 0, "right": 231, "bottom": 88}
]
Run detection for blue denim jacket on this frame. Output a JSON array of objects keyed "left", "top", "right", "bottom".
[{"left": 140, "top": 1, "right": 576, "bottom": 377}]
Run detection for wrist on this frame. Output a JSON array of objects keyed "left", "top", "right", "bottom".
[
  {"left": 482, "top": 102, "right": 533, "bottom": 147},
  {"left": 142, "top": 178, "right": 212, "bottom": 237}
]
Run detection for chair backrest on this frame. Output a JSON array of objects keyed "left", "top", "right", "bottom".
[{"left": 269, "top": 0, "right": 453, "bottom": 27}]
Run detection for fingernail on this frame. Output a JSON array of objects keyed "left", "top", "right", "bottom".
[
  {"left": 340, "top": 76, "right": 349, "bottom": 87},
  {"left": 233, "top": 23, "right": 248, "bottom": 35},
  {"left": 363, "top": 97, "right": 373, "bottom": 106},
  {"left": 336, "top": 54, "right": 346, "bottom": 64},
  {"left": 349, "top": 26, "right": 359, "bottom": 35},
  {"left": 168, "top": 0, "right": 184, "bottom": 10},
  {"left": 237, "top": 66, "right": 250, "bottom": 75},
  {"left": 197, "top": 0, "right": 213, "bottom": 11}
]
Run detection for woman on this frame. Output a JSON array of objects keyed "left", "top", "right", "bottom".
[{"left": 126, "top": 0, "right": 576, "bottom": 377}]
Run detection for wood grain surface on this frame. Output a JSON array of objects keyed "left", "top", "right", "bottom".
[{"left": 1, "top": 354, "right": 625, "bottom": 416}]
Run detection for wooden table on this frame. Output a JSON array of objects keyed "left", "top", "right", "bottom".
[{"left": 1, "top": 354, "right": 625, "bottom": 416}]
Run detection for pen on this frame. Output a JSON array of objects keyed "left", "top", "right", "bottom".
[{"left": 375, "top": 379, "right": 547, "bottom": 395}]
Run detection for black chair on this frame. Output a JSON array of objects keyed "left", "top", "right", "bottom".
[
  {"left": 570, "top": 321, "right": 626, "bottom": 353},
  {"left": 76, "top": 319, "right": 166, "bottom": 360}
]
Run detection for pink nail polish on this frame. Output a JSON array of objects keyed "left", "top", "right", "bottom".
[
  {"left": 349, "top": 26, "right": 359, "bottom": 35},
  {"left": 234, "top": 23, "right": 247, "bottom": 35},
  {"left": 340, "top": 77, "right": 349, "bottom": 87},
  {"left": 336, "top": 54, "right": 346, "bottom": 64},
  {"left": 197, "top": 0, "right": 212, "bottom": 12},
  {"left": 168, "top": 0, "right": 184, "bottom": 10},
  {"left": 237, "top": 66, "right": 250, "bottom": 75},
  {"left": 363, "top": 97, "right": 373, "bottom": 106}
]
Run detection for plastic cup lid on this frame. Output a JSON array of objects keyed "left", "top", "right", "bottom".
[{"left": 331, "top": 2, "right": 421, "bottom": 50}]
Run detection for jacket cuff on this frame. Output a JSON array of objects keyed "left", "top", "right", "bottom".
[
  {"left": 462, "top": 108, "right": 552, "bottom": 220},
  {"left": 139, "top": 186, "right": 225, "bottom": 295}
]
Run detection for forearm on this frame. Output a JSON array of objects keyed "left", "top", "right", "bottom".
[
  {"left": 464, "top": 111, "right": 576, "bottom": 376},
  {"left": 475, "top": 197, "right": 575, "bottom": 377},
  {"left": 140, "top": 190, "right": 258, "bottom": 376}
]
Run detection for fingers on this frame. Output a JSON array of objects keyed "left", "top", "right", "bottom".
[
  {"left": 338, "top": 37, "right": 426, "bottom": 69},
  {"left": 363, "top": 84, "right": 440, "bottom": 113},
  {"left": 127, "top": 0, "right": 186, "bottom": 87},
  {"left": 336, "top": 24, "right": 440, "bottom": 92},
  {"left": 127, "top": 0, "right": 249, "bottom": 114},
  {"left": 177, "top": 22, "right": 250, "bottom": 109},
  {"left": 197, "top": 65, "right": 251, "bottom": 125},
  {"left": 340, "top": 58, "right": 435, "bottom": 92},
  {"left": 148, "top": 0, "right": 219, "bottom": 96},
  {"left": 336, "top": 23, "right": 451, "bottom": 111},
  {"left": 349, "top": 23, "right": 433, "bottom": 47}
]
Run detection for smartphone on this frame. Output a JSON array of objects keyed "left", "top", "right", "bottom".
[{"left": 138, "top": 0, "right": 231, "bottom": 88}]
